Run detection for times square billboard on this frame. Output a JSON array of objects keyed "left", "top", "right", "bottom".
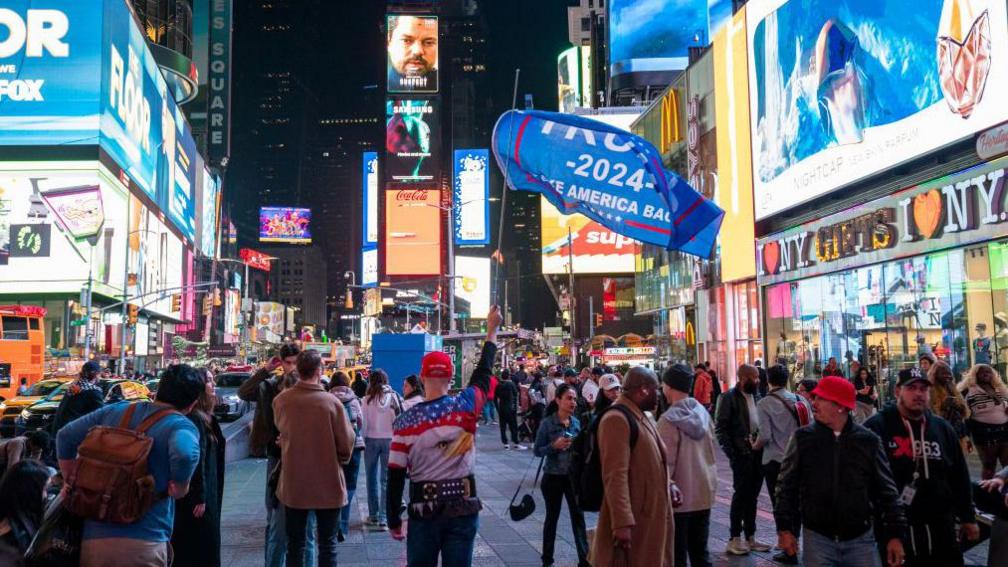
[
  {"left": 259, "top": 207, "right": 312, "bottom": 244},
  {"left": 386, "top": 99, "right": 439, "bottom": 183},
  {"left": 0, "top": 0, "right": 199, "bottom": 242},
  {"left": 387, "top": 14, "right": 438, "bottom": 94}
]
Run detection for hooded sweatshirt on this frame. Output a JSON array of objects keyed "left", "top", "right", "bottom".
[
  {"left": 657, "top": 397, "right": 718, "bottom": 512},
  {"left": 332, "top": 386, "right": 365, "bottom": 449},
  {"left": 362, "top": 386, "right": 401, "bottom": 439}
]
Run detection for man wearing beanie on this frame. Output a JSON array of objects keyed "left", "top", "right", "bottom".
[
  {"left": 658, "top": 363, "right": 718, "bottom": 567},
  {"left": 57, "top": 364, "right": 203, "bottom": 567},
  {"left": 774, "top": 376, "right": 906, "bottom": 567}
]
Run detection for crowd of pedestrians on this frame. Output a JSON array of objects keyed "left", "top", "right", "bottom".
[{"left": 8, "top": 309, "right": 1008, "bottom": 567}]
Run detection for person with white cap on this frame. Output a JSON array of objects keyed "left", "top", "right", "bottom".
[
  {"left": 592, "top": 374, "right": 622, "bottom": 419},
  {"left": 386, "top": 306, "right": 502, "bottom": 567}
]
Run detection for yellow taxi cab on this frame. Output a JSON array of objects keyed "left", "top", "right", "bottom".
[{"left": 0, "top": 376, "right": 73, "bottom": 437}]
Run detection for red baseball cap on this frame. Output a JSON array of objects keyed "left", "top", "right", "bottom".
[
  {"left": 421, "top": 351, "right": 454, "bottom": 380},
  {"left": 812, "top": 376, "right": 856, "bottom": 410}
]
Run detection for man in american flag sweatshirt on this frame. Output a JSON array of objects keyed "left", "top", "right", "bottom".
[{"left": 387, "top": 305, "right": 502, "bottom": 567}]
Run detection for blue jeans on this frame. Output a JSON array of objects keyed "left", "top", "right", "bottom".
[
  {"left": 267, "top": 496, "right": 318, "bottom": 566},
  {"left": 481, "top": 399, "right": 497, "bottom": 423},
  {"left": 406, "top": 513, "right": 479, "bottom": 567},
  {"left": 266, "top": 456, "right": 316, "bottom": 567},
  {"left": 364, "top": 438, "right": 391, "bottom": 522},
  {"left": 287, "top": 507, "right": 339, "bottom": 567},
  {"left": 339, "top": 447, "right": 363, "bottom": 535},
  {"left": 802, "top": 528, "right": 881, "bottom": 567}
]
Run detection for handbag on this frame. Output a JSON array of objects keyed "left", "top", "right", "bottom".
[
  {"left": 25, "top": 493, "right": 83, "bottom": 567},
  {"left": 508, "top": 456, "right": 544, "bottom": 521}
]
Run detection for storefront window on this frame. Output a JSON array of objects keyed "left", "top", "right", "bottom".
[
  {"left": 764, "top": 242, "right": 1007, "bottom": 400},
  {"left": 733, "top": 281, "right": 763, "bottom": 367}
]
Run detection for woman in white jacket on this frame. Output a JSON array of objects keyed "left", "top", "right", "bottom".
[{"left": 361, "top": 369, "right": 402, "bottom": 529}]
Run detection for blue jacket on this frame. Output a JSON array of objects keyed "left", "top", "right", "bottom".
[{"left": 534, "top": 413, "right": 580, "bottom": 475}]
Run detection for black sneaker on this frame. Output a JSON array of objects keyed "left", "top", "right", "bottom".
[
  {"left": 772, "top": 551, "right": 798, "bottom": 565},
  {"left": 336, "top": 530, "right": 345, "bottom": 543}
]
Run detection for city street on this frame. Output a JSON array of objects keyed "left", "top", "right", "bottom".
[{"left": 219, "top": 420, "right": 992, "bottom": 567}]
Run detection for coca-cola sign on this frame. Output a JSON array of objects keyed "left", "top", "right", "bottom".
[
  {"left": 977, "top": 122, "right": 1008, "bottom": 161},
  {"left": 394, "top": 189, "right": 430, "bottom": 202}
]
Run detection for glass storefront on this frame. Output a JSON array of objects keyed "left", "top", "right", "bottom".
[{"left": 766, "top": 241, "right": 1008, "bottom": 397}]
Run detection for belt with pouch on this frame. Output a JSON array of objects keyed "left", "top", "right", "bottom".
[{"left": 409, "top": 475, "right": 478, "bottom": 503}]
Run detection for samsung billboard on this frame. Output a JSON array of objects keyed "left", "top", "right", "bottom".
[
  {"left": 0, "top": 0, "right": 199, "bottom": 242},
  {"left": 386, "top": 99, "right": 439, "bottom": 183},
  {"left": 747, "top": 0, "right": 1008, "bottom": 220}
]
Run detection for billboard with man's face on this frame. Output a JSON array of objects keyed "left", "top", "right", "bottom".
[{"left": 387, "top": 14, "right": 439, "bottom": 93}]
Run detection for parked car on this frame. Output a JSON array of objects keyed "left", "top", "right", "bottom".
[
  {"left": 0, "top": 378, "right": 72, "bottom": 437},
  {"left": 14, "top": 379, "right": 151, "bottom": 435},
  {"left": 214, "top": 371, "right": 252, "bottom": 421}
]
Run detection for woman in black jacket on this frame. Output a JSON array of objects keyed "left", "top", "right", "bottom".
[{"left": 172, "top": 368, "right": 226, "bottom": 567}]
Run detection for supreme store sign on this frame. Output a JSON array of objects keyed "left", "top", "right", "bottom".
[{"left": 757, "top": 156, "right": 1008, "bottom": 284}]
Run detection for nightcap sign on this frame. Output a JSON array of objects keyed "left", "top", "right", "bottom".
[{"left": 757, "top": 156, "right": 1008, "bottom": 284}]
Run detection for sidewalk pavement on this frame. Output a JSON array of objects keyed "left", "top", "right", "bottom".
[{"left": 221, "top": 421, "right": 991, "bottom": 567}]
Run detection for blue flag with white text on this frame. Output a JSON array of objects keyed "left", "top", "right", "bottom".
[{"left": 492, "top": 110, "right": 723, "bottom": 258}]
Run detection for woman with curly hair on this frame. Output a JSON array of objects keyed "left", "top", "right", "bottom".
[
  {"left": 929, "top": 361, "right": 970, "bottom": 453},
  {"left": 959, "top": 364, "right": 1008, "bottom": 479}
]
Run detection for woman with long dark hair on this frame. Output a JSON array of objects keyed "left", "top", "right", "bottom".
[
  {"left": 852, "top": 367, "right": 878, "bottom": 424},
  {"left": 0, "top": 459, "right": 51, "bottom": 554},
  {"left": 402, "top": 375, "right": 425, "bottom": 412},
  {"left": 329, "top": 371, "right": 364, "bottom": 541},
  {"left": 172, "top": 368, "right": 226, "bottom": 566},
  {"left": 929, "top": 361, "right": 970, "bottom": 453},
  {"left": 361, "top": 369, "right": 401, "bottom": 529},
  {"left": 534, "top": 384, "right": 590, "bottom": 567}
]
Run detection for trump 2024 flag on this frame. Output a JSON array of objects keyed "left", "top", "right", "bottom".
[{"left": 492, "top": 110, "right": 723, "bottom": 258}]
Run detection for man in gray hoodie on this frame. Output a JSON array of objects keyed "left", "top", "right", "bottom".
[
  {"left": 755, "top": 364, "right": 810, "bottom": 565},
  {"left": 658, "top": 363, "right": 718, "bottom": 567}
]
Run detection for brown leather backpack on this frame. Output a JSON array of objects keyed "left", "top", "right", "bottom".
[{"left": 65, "top": 403, "right": 180, "bottom": 523}]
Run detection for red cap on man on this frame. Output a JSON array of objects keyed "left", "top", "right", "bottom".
[
  {"left": 421, "top": 351, "right": 454, "bottom": 380},
  {"left": 812, "top": 376, "right": 856, "bottom": 410}
]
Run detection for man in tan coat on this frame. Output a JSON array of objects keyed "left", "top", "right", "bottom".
[
  {"left": 274, "top": 349, "right": 356, "bottom": 567},
  {"left": 591, "top": 367, "right": 674, "bottom": 567}
]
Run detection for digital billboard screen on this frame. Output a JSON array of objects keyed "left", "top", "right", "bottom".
[
  {"left": 540, "top": 196, "right": 638, "bottom": 274},
  {"left": 747, "top": 0, "right": 1008, "bottom": 220},
  {"left": 386, "top": 99, "right": 439, "bottom": 183},
  {"left": 454, "top": 256, "right": 491, "bottom": 319},
  {"left": 452, "top": 149, "right": 490, "bottom": 246},
  {"left": 387, "top": 14, "right": 439, "bottom": 93},
  {"left": 557, "top": 47, "right": 580, "bottom": 114},
  {"left": 362, "top": 246, "right": 378, "bottom": 287},
  {"left": 363, "top": 152, "right": 379, "bottom": 245},
  {"left": 197, "top": 166, "right": 220, "bottom": 258},
  {"left": 0, "top": 1, "right": 199, "bottom": 242},
  {"left": 384, "top": 189, "right": 441, "bottom": 276},
  {"left": 259, "top": 207, "right": 312, "bottom": 243},
  {"left": 608, "top": 0, "right": 709, "bottom": 86}
]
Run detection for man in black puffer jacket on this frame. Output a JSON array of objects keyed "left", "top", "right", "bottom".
[
  {"left": 864, "top": 368, "right": 978, "bottom": 566},
  {"left": 775, "top": 376, "right": 906, "bottom": 567}
]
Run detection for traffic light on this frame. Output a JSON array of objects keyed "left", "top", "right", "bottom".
[
  {"left": 202, "top": 296, "right": 212, "bottom": 316},
  {"left": 127, "top": 304, "right": 139, "bottom": 325},
  {"left": 170, "top": 294, "right": 181, "bottom": 313},
  {"left": 213, "top": 288, "right": 222, "bottom": 307},
  {"left": 595, "top": 313, "right": 603, "bottom": 328}
]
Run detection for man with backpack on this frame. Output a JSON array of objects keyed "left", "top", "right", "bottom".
[
  {"left": 755, "top": 364, "right": 811, "bottom": 564},
  {"left": 590, "top": 366, "right": 673, "bottom": 567},
  {"left": 56, "top": 364, "right": 203, "bottom": 567}
]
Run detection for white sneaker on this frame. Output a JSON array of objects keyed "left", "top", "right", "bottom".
[
  {"left": 515, "top": 444, "right": 528, "bottom": 450},
  {"left": 747, "top": 537, "right": 771, "bottom": 552},
  {"left": 725, "top": 537, "right": 750, "bottom": 555},
  {"left": 504, "top": 444, "right": 512, "bottom": 450}
]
